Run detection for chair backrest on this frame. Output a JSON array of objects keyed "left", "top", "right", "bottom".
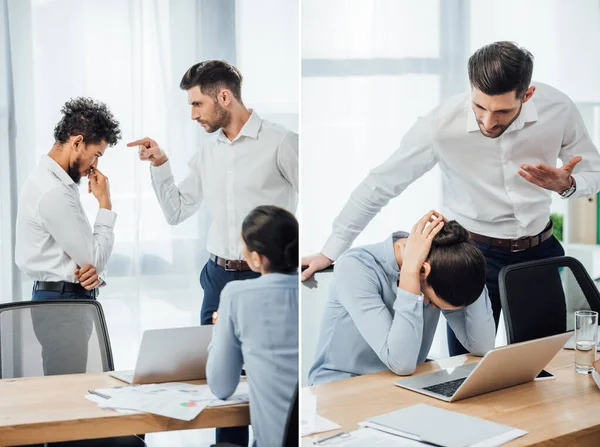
[
  {"left": 499, "top": 256, "right": 600, "bottom": 344},
  {"left": 283, "top": 384, "right": 298, "bottom": 447},
  {"left": 0, "top": 300, "right": 114, "bottom": 378},
  {"left": 301, "top": 265, "right": 334, "bottom": 386}
]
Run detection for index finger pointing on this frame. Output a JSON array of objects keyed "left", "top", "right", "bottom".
[{"left": 126, "top": 138, "right": 151, "bottom": 147}]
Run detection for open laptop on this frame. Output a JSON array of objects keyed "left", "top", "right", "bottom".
[
  {"left": 109, "top": 326, "right": 213, "bottom": 384},
  {"left": 395, "top": 332, "right": 571, "bottom": 402}
]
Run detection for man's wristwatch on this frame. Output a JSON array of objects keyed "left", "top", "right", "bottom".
[{"left": 559, "top": 176, "right": 577, "bottom": 198}]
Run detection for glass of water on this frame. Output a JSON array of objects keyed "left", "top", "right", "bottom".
[{"left": 574, "top": 310, "right": 598, "bottom": 374}]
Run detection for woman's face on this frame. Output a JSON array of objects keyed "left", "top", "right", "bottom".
[{"left": 420, "top": 279, "right": 462, "bottom": 310}]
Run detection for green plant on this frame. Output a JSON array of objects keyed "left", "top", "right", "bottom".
[{"left": 551, "top": 213, "right": 564, "bottom": 242}]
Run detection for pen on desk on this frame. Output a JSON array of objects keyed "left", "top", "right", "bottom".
[
  {"left": 314, "top": 431, "right": 349, "bottom": 445},
  {"left": 88, "top": 389, "right": 111, "bottom": 399}
]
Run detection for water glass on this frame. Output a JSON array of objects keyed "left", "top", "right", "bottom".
[{"left": 574, "top": 310, "right": 598, "bottom": 374}]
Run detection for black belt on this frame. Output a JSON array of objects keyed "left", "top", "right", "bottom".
[
  {"left": 33, "top": 281, "right": 98, "bottom": 299},
  {"left": 468, "top": 221, "right": 554, "bottom": 252}
]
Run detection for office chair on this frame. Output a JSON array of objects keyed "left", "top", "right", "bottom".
[
  {"left": 283, "top": 385, "right": 299, "bottom": 447},
  {"left": 0, "top": 299, "right": 145, "bottom": 447},
  {"left": 499, "top": 256, "right": 600, "bottom": 344}
]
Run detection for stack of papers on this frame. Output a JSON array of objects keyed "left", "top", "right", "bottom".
[
  {"left": 312, "top": 405, "right": 528, "bottom": 446},
  {"left": 86, "top": 382, "right": 249, "bottom": 421},
  {"left": 358, "top": 404, "right": 527, "bottom": 447}
]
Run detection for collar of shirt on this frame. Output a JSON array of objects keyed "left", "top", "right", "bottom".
[
  {"left": 465, "top": 94, "right": 539, "bottom": 134},
  {"left": 40, "top": 155, "right": 75, "bottom": 187},
  {"left": 381, "top": 231, "right": 409, "bottom": 276},
  {"left": 216, "top": 110, "right": 262, "bottom": 144}
]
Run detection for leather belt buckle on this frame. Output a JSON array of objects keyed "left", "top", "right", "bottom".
[
  {"left": 224, "top": 260, "right": 240, "bottom": 272},
  {"left": 510, "top": 239, "right": 528, "bottom": 253}
]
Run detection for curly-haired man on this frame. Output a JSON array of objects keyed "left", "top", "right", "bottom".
[{"left": 15, "top": 97, "right": 121, "bottom": 375}]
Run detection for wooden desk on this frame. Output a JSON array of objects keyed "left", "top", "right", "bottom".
[
  {"left": 304, "top": 349, "right": 600, "bottom": 446},
  {"left": 0, "top": 373, "right": 249, "bottom": 446}
]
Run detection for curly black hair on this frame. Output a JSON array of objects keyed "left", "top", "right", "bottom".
[{"left": 53, "top": 97, "right": 121, "bottom": 146}]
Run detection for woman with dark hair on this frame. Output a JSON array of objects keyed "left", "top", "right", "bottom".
[
  {"left": 309, "top": 210, "right": 495, "bottom": 386},
  {"left": 206, "top": 205, "right": 298, "bottom": 447}
]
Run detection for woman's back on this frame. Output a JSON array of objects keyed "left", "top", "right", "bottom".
[{"left": 218, "top": 273, "right": 298, "bottom": 447}]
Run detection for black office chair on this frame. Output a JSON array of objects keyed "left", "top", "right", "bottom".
[
  {"left": 283, "top": 384, "right": 299, "bottom": 447},
  {"left": 499, "top": 256, "right": 600, "bottom": 344},
  {"left": 0, "top": 300, "right": 145, "bottom": 447}
]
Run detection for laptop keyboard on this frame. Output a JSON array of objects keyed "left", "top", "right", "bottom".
[{"left": 422, "top": 377, "right": 467, "bottom": 397}]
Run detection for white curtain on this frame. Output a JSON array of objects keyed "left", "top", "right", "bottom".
[
  {"left": 1, "top": 1, "right": 298, "bottom": 444},
  {"left": 301, "top": 0, "right": 600, "bottom": 360}
]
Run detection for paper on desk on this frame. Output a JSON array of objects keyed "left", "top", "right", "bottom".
[
  {"left": 313, "top": 427, "right": 423, "bottom": 446},
  {"left": 85, "top": 394, "right": 141, "bottom": 415},
  {"left": 361, "top": 404, "right": 527, "bottom": 447},
  {"left": 98, "top": 392, "right": 211, "bottom": 421},
  {"left": 361, "top": 421, "right": 527, "bottom": 447},
  {"left": 302, "top": 414, "right": 341, "bottom": 437},
  {"left": 89, "top": 382, "right": 249, "bottom": 421}
]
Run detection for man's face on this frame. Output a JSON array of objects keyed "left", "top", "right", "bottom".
[
  {"left": 471, "top": 88, "right": 524, "bottom": 139},
  {"left": 187, "top": 86, "right": 230, "bottom": 133},
  {"left": 68, "top": 138, "right": 107, "bottom": 184}
]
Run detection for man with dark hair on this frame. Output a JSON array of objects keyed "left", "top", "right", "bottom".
[
  {"left": 128, "top": 60, "right": 298, "bottom": 446},
  {"left": 302, "top": 41, "right": 600, "bottom": 356},
  {"left": 15, "top": 97, "right": 121, "bottom": 374}
]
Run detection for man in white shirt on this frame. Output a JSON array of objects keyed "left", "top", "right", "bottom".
[
  {"left": 15, "top": 97, "right": 120, "bottom": 375},
  {"left": 302, "top": 41, "right": 600, "bottom": 356},
  {"left": 128, "top": 60, "right": 298, "bottom": 446}
]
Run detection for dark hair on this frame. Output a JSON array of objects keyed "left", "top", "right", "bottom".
[
  {"left": 426, "top": 221, "right": 486, "bottom": 307},
  {"left": 53, "top": 97, "right": 121, "bottom": 146},
  {"left": 180, "top": 60, "right": 243, "bottom": 103},
  {"left": 468, "top": 41, "right": 534, "bottom": 98},
  {"left": 242, "top": 206, "right": 298, "bottom": 274}
]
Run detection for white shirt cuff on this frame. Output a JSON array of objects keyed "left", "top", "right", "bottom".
[
  {"left": 95, "top": 208, "right": 117, "bottom": 228},
  {"left": 394, "top": 288, "right": 424, "bottom": 310},
  {"left": 150, "top": 160, "right": 174, "bottom": 184},
  {"left": 568, "top": 173, "right": 588, "bottom": 199},
  {"left": 321, "top": 234, "right": 350, "bottom": 261}
]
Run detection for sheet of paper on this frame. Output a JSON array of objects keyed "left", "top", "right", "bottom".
[
  {"left": 312, "top": 428, "right": 423, "bottom": 446},
  {"left": 88, "top": 381, "right": 249, "bottom": 420},
  {"left": 85, "top": 394, "right": 141, "bottom": 415},
  {"left": 470, "top": 429, "right": 528, "bottom": 447},
  {"left": 98, "top": 393, "right": 210, "bottom": 421},
  {"left": 302, "top": 414, "right": 341, "bottom": 437}
]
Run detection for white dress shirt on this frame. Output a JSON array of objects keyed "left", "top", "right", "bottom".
[
  {"left": 323, "top": 82, "right": 600, "bottom": 261},
  {"left": 15, "top": 156, "right": 117, "bottom": 283},
  {"left": 151, "top": 111, "right": 298, "bottom": 260}
]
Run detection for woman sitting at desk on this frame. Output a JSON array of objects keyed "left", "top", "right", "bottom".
[
  {"left": 309, "top": 210, "right": 495, "bottom": 386},
  {"left": 206, "top": 205, "right": 298, "bottom": 447}
]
